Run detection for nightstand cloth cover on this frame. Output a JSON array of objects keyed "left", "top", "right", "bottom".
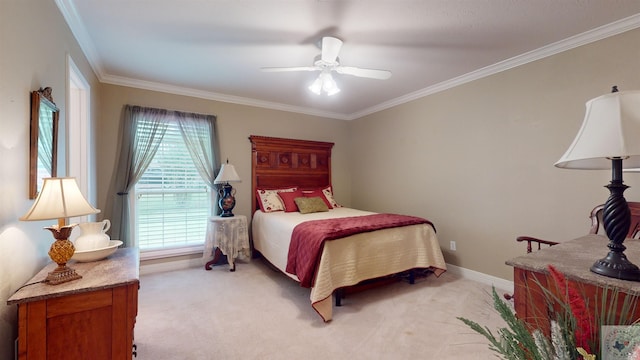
[{"left": 203, "top": 215, "right": 250, "bottom": 267}]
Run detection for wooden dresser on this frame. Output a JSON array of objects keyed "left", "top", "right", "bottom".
[
  {"left": 8, "top": 248, "right": 139, "bottom": 360},
  {"left": 506, "top": 235, "right": 640, "bottom": 336}
]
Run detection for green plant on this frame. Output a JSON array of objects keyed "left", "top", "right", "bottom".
[{"left": 458, "top": 265, "right": 640, "bottom": 360}]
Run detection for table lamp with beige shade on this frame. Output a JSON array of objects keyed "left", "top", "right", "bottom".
[
  {"left": 555, "top": 86, "right": 640, "bottom": 281},
  {"left": 20, "top": 177, "right": 101, "bottom": 284},
  {"left": 214, "top": 160, "right": 242, "bottom": 217}
]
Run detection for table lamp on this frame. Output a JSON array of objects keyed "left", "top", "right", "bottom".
[
  {"left": 214, "top": 160, "right": 241, "bottom": 217},
  {"left": 20, "top": 177, "right": 101, "bottom": 284},
  {"left": 555, "top": 86, "right": 640, "bottom": 281}
]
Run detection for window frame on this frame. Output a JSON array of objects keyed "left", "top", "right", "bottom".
[{"left": 128, "top": 116, "right": 214, "bottom": 260}]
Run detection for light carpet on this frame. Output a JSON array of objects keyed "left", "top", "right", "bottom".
[{"left": 134, "top": 259, "right": 508, "bottom": 359}]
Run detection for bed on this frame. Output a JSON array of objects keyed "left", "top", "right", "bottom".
[{"left": 249, "top": 135, "right": 446, "bottom": 321}]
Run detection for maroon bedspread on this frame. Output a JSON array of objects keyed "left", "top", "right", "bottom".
[{"left": 285, "top": 213, "right": 434, "bottom": 288}]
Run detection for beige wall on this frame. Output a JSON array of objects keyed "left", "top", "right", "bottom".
[
  {"left": 349, "top": 28, "right": 640, "bottom": 280},
  {"left": 0, "top": 0, "right": 101, "bottom": 358},
  {"left": 96, "top": 85, "right": 352, "bottom": 221},
  {"left": 3, "top": 1, "right": 640, "bottom": 356}
]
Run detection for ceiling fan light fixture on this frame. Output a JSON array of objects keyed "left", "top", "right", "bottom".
[
  {"left": 322, "top": 73, "right": 340, "bottom": 96},
  {"left": 309, "top": 71, "right": 340, "bottom": 96},
  {"left": 326, "top": 86, "right": 341, "bottom": 96},
  {"left": 264, "top": 36, "right": 390, "bottom": 96},
  {"left": 308, "top": 77, "right": 322, "bottom": 95}
]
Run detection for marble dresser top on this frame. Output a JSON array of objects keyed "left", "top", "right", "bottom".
[
  {"left": 506, "top": 234, "right": 640, "bottom": 295},
  {"left": 7, "top": 247, "right": 139, "bottom": 305}
]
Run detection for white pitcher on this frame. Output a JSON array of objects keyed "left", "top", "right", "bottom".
[{"left": 74, "top": 219, "right": 111, "bottom": 251}]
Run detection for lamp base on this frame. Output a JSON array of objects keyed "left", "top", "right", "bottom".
[
  {"left": 591, "top": 251, "right": 640, "bottom": 281},
  {"left": 589, "top": 158, "right": 640, "bottom": 282},
  {"left": 44, "top": 225, "right": 82, "bottom": 285},
  {"left": 45, "top": 264, "right": 82, "bottom": 285},
  {"left": 218, "top": 183, "right": 236, "bottom": 217}
]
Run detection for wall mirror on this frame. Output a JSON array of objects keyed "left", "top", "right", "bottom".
[{"left": 29, "top": 87, "right": 59, "bottom": 199}]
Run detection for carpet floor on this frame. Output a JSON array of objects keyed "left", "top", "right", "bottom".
[{"left": 134, "top": 259, "right": 508, "bottom": 359}]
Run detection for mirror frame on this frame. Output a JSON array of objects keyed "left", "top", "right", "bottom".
[{"left": 29, "top": 87, "right": 59, "bottom": 199}]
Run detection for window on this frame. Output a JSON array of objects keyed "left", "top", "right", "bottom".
[
  {"left": 104, "top": 105, "right": 218, "bottom": 257},
  {"left": 133, "top": 121, "right": 211, "bottom": 251}
]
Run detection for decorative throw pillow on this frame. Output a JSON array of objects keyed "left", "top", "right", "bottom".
[
  {"left": 256, "top": 187, "right": 297, "bottom": 212},
  {"left": 322, "top": 186, "right": 341, "bottom": 208},
  {"left": 301, "top": 186, "right": 341, "bottom": 208},
  {"left": 294, "top": 197, "right": 329, "bottom": 214},
  {"left": 301, "top": 188, "right": 333, "bottom": 209},
  {"left": 277, "top": 189, "right": 304, "bottom": 212}
]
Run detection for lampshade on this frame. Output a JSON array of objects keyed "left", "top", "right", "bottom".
[
  {"left": 21, "top": 177, "right": 100, "bottom": 221},
  {"left": 555, "top": 88, "right": 640, "bottom": 281},
  {"left": 214, "top": 163, "right": 241, "bottom": 184},
  {"left": 20, "top": 177, "right": 100, "bottom": 285},
  {"left": 309, "top": 77, "right": 323, "bottom": 95},
  {"left": 308, "top": 71, "right": 340, "bottom": 96},
  {"left": 555, "top": 90, "right": 640, "bottom": 169}
]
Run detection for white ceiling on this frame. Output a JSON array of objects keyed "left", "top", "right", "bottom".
[{"left": 56, "top": 0, "right": 640, "bottom": 120}]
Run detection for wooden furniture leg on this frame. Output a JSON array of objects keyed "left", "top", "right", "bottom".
[{"left": 204, "top": 248, "right": 235, "bottom": 271}]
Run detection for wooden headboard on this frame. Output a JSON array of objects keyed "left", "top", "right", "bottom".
[{"left": 249, "top": 135, "right": 334, "bottom": 212}]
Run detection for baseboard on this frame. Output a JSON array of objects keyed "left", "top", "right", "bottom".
[
  {"left": 445, "top": 263, "right": 514, "bottom": 293},
  {"left": 140, "top": 256, "right": 202, "bottom": 275}
]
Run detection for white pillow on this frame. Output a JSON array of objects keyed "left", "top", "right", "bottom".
[
  {"left": 322, "top": 186, "right": 341, "bottom": 208},
  {"left": 256, "top": 187, "right": 297, "bottom": 212}
]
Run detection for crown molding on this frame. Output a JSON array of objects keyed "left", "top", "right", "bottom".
[
  {"left": 349, "top": 13, "right": 640, "bottom": 120},
  {"left": 55, "top": 0, "right": 106, "bottom": 79},
  {"left": 55, "top": 0, "right": 640, "bottom": 121},
  {"left": 100, "top": 74, "right": 350, "bottom": 120}
]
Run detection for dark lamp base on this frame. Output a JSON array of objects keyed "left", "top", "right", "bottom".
[
  {"left": 218, "top": 183, "right": 237, "bottom": 217},
  {"left": 590, "top": 157, "right": 640, "bottom": 282},
  {"left": 591, "top": 252, "right": 640, "bottom": 281}
]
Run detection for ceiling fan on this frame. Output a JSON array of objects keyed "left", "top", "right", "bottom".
[{"left": 261, "top": 37, "right": 392, "bottom": 95}]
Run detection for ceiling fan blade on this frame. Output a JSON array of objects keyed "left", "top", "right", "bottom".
[
  {"left": 260, "top": 66, "right": 319, "bottom": 72},
  {"left": 321, "top": 37, "right": 343, "bottom": 63},
  {"left": 335, "top": 66, "right": 392, "bottom": 80}
]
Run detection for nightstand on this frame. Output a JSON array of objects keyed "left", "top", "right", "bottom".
[
  {"left": 8, "top": 248, "right": 139, "bottom": 359},
  {"left": 203, "top": 215, "right": 250, "bottom": 271}
]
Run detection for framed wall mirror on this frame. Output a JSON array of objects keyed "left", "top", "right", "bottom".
[{"left": 29, "top": 87, "right": 59, "bottom": 199}]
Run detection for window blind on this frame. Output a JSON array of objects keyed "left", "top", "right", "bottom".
[{"left": 134, "top": 121, "right": 210, "bottom": 250}]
